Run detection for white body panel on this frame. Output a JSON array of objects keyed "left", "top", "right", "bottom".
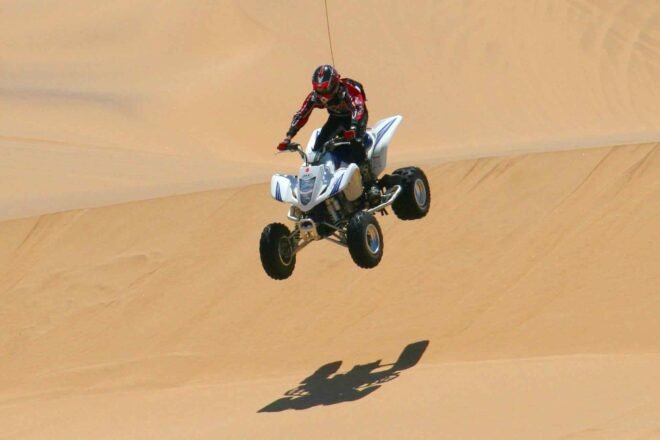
[
  {"left": 271, "top": 162, "right": 362, "bottom": 212},
  {"left": 366, "top": 115, "right": 403, "bottom": 177},
  {"left": 303, "top": 115, "right": 403, "bottom": 178},
  {"left": 271, "top": 115, "right": 402, "bottom": 209}
]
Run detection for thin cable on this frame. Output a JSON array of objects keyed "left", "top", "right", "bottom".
[{"left": 324, "top": 0, "right": 337, "bottom": 67}]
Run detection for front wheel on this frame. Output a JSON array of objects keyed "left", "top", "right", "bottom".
[
  {"left": 391, "top": 167, "right": 431, "bottom": 220},
  {"left": 347, "top": 212, "right": 384, "bottom": 269},
  {"left": 260, "top": 223, "right": 296, "bottom": 280}
]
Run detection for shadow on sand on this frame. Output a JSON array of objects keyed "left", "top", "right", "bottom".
[{"left": 259, "top": 340, "right": 429, "bottom": 412}]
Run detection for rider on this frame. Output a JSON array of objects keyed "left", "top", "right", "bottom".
[{"left": 277, "top": 65, "right": 379, "bottom": 203}]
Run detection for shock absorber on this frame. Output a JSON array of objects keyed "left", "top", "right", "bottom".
[
  {"left": 332, "top": 197, "right": 342, "bottom": 213},
  {"left": 325, "top": 199, "right": 340, "bottom": 224}
]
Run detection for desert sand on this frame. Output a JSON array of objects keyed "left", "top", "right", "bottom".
[{"left": 1, "top": 1, "right": 659, "bottom": 438}]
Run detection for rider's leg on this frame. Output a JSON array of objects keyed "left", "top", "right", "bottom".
[
  {"left": 349, "top": 140, "right": 381, "bottom": 205},
  {"left": 357, "top": 115, "right": 381, "bottom": 204},
  {"left": 317, "top": 115, "right": 378, "bottom": 203},
  {"left": 348, "top": 112, "right": 379, "bottom": 201},
  {"left": 314, "top": 115, "right": 350, "bottom": 151},
  {"left": 351, "top": 112, "right": 373, "bottom": 180},
  {"left": 351, "top": 144, "right": 371, "bottom": 183}
]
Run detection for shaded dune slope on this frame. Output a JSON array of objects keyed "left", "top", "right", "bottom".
[
  {"left": 0, "top": 143, "right": 659, "bottom": 437},
  {"left": 1, "top": 143, "right": 658, "bottom": 391}
]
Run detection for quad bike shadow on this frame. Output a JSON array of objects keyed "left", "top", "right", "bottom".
[{"left": 258, "top": 340, "right": 429, "bottom": 412}]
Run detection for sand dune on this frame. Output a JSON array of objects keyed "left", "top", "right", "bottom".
[
  {"left": 2, "top": 0, "right": 660, "bottom": 438},
  {"left": 1, "top": 142, "right": 659, "bottom": 437}
]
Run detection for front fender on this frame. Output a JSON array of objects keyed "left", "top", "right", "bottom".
[
  {"left": 321, "top": 163, "right": 362, "bottom": 201},
  {"left": 271, "top": 174, "right": 298, "bottom": 204}
]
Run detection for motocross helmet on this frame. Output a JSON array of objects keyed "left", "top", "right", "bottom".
[{"left": 312, "top": 64, "right": 340, "bottom": 98}]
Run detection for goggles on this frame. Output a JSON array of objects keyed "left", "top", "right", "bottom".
[{"left": 314, "top": 81, "right": 338, "bottom": 98}]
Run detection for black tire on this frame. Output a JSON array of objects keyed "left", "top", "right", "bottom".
[
  {"left": 346, "top": 211, "right": 384, "bottom": 268},
  {"left": 391, "top": 167, "right": 431, "bottom": 220},
  {"left": 260, "top": 223, "right": 296, "bottom": 280}
]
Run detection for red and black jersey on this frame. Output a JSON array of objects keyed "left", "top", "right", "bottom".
[{"left": 286, "top": 78, "right": 367, "bottom": 138}]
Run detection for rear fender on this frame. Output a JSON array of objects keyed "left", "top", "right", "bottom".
[{"left": 367, "top": 115, "right": 403, "bottom": 177}]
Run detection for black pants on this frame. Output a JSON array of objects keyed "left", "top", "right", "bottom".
[{"left": 313, "top": 111, "right": 369, "bottom": 165}]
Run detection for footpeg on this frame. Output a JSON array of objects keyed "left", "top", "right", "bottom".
[{"left": 378, "top": 174, "right": 402, "bottom": 189}]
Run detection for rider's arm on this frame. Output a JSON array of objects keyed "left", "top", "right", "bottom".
[
  {"left": 345, "top": 86, "right": 366, "bottom": 130},
  {"left": 287, "top": 92, "right": 322, "bottom": 138}
]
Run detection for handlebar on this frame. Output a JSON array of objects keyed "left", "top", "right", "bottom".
[
  {"left": 282, "top": 142, "right": 308, "bottom": 164},
  {"left": 278, "top": 137, "right": 355, "bottom": 165},
  {"left": 327, "top": 140, "right": 352, "bottom": 148}
]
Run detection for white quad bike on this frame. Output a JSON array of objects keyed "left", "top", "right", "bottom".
[{"left": 260, "top": 115, "right": 430, "bottom": 280}]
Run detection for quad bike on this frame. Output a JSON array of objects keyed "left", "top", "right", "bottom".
[{"left": 260, "top": 115, "right": 430, "bottom": 280}]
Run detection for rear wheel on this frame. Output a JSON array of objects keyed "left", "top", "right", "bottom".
[
  {"left": 391, "top": 167, "right": 431, "bottom": 220},
  {"left": 347, "top": 211, "right": 383, "bottom": 268},
  {"left": 260, "top": 223, "right": 296, "bottom": 280}
]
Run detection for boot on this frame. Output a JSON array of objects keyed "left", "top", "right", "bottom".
[{"left": 360, "top": 163, "right": 381, "bottom": 206}]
